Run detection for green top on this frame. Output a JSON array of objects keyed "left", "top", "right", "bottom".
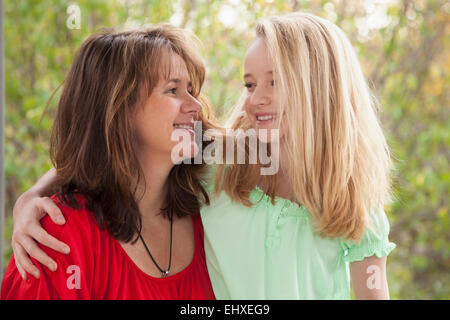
[{"left": 200, "top": 184, "right": 396, "bottom": 299}]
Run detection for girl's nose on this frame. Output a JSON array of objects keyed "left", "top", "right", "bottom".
[{"left": 250, "top": 85, "right": 271, "bottom": 106}]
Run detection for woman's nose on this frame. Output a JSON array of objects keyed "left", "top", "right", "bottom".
[{"left": 182, "top": 94, "right": 202, "bottom": 118}]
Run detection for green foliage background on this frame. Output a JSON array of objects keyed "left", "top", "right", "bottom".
[{"left": 3, "top": 0, "right": 449, "bottom": 299}]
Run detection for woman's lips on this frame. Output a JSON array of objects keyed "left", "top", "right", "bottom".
[{"left": 173, "top": 123, "right": 195, "bottom": 135}]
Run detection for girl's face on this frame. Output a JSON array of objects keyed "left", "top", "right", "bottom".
[
  {"left": 243, "top": 37, "right": 280, "bottom": 141},
  {"left": 132, "top": 54, "right": 202, "bottom": 164}
]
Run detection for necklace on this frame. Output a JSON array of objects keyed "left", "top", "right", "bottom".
[{"left": 138, "top": 213, "right": 173, "bottom": 278}]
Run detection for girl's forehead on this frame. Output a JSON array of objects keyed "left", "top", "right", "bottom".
[
  {"left": 247, "top": 38, "right": 269, "bottom": 55},
  {"left": 244, "top": 38, "right": 272, "bottom": 73}
]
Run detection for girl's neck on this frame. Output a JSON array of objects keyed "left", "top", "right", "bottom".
[{"left": 259, "top": 146, "right": 296, "bottom": 203}]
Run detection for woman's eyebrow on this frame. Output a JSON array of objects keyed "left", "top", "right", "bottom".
[{"left": 167, "top": 78, "right": 192, "bottom": 85}]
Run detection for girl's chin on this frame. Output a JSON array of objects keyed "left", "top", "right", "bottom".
[{"left": 255, "top": 128, "right": 280, "bottom": 144}]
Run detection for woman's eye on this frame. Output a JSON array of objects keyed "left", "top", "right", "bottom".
[
  {"left": 270, "top": 80, "right": 274, "bottom": 86},
  {"left": 166, "top": 87, "right": 177, "bottom": 94}
]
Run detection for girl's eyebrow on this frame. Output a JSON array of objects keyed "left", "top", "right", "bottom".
[{"left": 243, "top": 71, "right": 273, "bottom": 79}]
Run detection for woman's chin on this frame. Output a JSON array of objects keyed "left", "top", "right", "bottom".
[
  {"left": 183, "top": 143, "right": 200, "bottom": 160},
  {"left": 171, "top": 142, "right": 200, "bottom": 164}
]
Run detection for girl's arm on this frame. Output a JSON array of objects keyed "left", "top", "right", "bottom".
[
  {"left": 11, "top": 168, "right": 70, "bottom": 280},
  {"left": 350, "top": 255, "right": 390, "bottom": 299},
  {"left": 3, "top": 203, "right": 93, "bottom": 300}
]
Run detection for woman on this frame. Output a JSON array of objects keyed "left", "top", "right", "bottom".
[
  {"left": 1, "top": 25, "right": 217, "bottom": 299},
  {"left": 9, "top": 13, "right": 396, "bottom": 299}
]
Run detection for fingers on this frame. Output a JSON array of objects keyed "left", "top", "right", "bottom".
[
  {"left": 29, "top": 226, "right": 70, "bottom": 255},
  {"left": 12, "top": 196, "right": 69, "bottom": 255},
  {"left": 20, "top": 236, "right": 59, "bottom": 272},
  {"left": 37, "top": 197, "right": 65, "bottom": 225},
  {"left": 13, "top": 243, "right": 40, "bottom": 279},
  {"left": 10, "top": 193, "right": 69, "bottom": 280},
  {"left": 14, "top": 253, "right": 28, "bottom": 281}
]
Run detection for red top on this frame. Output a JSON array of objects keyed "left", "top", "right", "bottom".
[{"left": 1, "top": 195, "right": 216, "bottom": 300}]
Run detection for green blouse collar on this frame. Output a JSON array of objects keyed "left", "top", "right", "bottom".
[{"left": 249, "top": 186, "right": 310, "bottom": 218}]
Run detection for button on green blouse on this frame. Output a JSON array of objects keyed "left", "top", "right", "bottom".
[{"left": 201, "top": 185, "right": 396, "bottom": 299}]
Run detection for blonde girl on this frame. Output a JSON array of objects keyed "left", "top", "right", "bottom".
[
  {"left": 10, "top": 12, "right": 395, "bottom": 299},
  {"left": 202, "top": 12, "right": 395, "bottom": 299}
]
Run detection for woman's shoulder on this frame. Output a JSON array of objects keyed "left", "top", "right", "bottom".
[
  {"left": 43, "top": 194, "right": 110, "bottom": 277},
  {"left": 44, "top": 193, "right": 103, "bottom": 243},
  {"left": 1, "top": 194, "right": 106, "bottom": 300}
]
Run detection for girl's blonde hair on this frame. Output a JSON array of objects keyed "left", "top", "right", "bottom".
[{"left": 217, "top": 12, "right": 392, "bottom": 241}]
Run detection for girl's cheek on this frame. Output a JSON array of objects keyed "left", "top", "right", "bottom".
[{"left": 243, "top": 98, "right": 253, "bottom": 118}]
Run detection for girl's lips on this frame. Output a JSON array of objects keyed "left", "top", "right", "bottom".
[
  {"left": 255, "top": 112, "right": 276, "bottom": 117},
  {"left": 254, "top": 113, "right": 277, "bottom": 126}
]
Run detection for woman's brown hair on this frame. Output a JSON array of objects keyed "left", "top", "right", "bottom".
[{"left": 50, "top": 24, "right": 219, "bottom": 243}]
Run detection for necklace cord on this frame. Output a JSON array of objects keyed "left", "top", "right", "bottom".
[{"left": 138, "top": 212, "right": 173, "bottom": 277}]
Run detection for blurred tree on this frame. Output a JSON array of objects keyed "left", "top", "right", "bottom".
[{"left": 3, "top": 0, "right": 449, "bottom": 299}]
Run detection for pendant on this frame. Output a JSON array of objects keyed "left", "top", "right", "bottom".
[{"left": 162, "top": 270, "right": 170, "bottom": 278}]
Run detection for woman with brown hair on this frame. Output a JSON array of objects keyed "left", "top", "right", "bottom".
[{"left": 1, "top": 25, "right": 217, "bottom": 299}]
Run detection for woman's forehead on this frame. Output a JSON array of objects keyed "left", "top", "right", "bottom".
[{"left": 160, "top": 52, "right": 190, "bottom": 81}]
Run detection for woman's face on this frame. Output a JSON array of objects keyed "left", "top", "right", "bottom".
[
  {"left": 132, "top": 54, "right": 202, "bottom": 164},
  {"left": 243, "top": 37, "right": 280, "bottom": 142}
]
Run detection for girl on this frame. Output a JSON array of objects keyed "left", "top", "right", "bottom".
[
  {"left": 203, "top": 12, "right": 395, "bottom": 299},
  {"left": 1, "top": 25, "right": 217, "bottom": 299},
  {"left": 9, "top": 12, "right": 396, "bottom": 299}
]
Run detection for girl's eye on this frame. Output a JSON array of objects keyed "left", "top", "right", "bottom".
[
  {"left": 270, "top": 80, "right": 274, "bottom": 86},
  {"left": 244, "top": 83, "right": 255, "bottom": 91}
]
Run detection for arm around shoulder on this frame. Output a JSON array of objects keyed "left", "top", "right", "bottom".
[{"left": 2, "top": 200, "right": 94, "bottom": 300}]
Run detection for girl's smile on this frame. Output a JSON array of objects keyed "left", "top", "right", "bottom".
[{"left": 254, "top": 112, "right": 277, "bottom": 127}]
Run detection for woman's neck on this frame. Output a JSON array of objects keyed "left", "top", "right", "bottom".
[{"left": 135, "top": 152, "right": 174, "bottom": 222}]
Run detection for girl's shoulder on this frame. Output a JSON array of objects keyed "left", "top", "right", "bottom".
[{"left": 339, "top": 207, "right": 396, "bottom": 263}]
